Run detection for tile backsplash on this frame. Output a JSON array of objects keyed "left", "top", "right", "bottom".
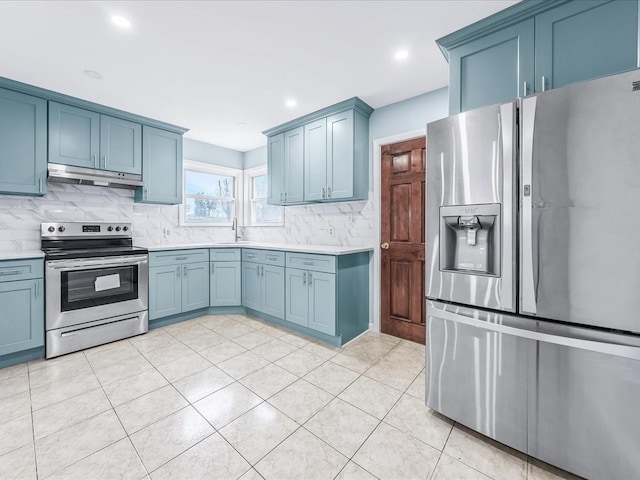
[{"left": 0, "top": 183, "right": 375, "bottom": 253}]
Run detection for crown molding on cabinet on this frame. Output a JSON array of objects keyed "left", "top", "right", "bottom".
[
  {"left": 262, "top": 97, "right": 374, "bottom": 137},
  {"left": 0, "top": 76, "right": 188, "bottom": 134},
  {"left": 436, "top": 0, "right": 574, "bottom": 61}
]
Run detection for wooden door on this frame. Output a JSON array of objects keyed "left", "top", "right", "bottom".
[{"left": 381, "top": 137, "right": 426, "bottom": 344}]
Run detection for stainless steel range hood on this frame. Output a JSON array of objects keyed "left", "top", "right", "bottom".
[{"left": 47, "top": 164, "right": 144, "bottom": 189}]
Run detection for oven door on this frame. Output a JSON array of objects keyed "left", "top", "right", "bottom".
[{"left": 46, "top": 255, "right": 149, "bottom": 330}]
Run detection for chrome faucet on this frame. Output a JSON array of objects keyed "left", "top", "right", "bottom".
[{"left": 231, "top": 216, "right": 242, "bottom": 242}]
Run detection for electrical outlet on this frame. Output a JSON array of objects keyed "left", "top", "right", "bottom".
[{"left": 328, "top": 227, "right": 334, "bottom": 236}]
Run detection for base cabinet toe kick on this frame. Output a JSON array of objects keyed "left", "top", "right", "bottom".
[{"left": 426, "top": 300, "right": 640, "bottom": 480}]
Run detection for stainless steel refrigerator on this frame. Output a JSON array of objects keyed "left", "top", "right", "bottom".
[{"left": 426, "top": 69, "right": 640, "bottom": 480}]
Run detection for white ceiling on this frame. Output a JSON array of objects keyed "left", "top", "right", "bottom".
[{"left": 0, "top": 1, "right": 517, "bottom": 152}]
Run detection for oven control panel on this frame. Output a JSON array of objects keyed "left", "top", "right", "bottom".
[{"left": 41, "top": 222, "right": 133, "bottom": 238}]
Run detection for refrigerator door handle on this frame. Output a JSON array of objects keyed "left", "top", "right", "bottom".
[
  {"left": 433, "top": 306, "right": 640, "bottom": 361},
  {"left": 521, "top": 96, "right": 537, "bottom": 314},
  {"left": 500, "top": 102, "right": 515, "bottom": 312}
]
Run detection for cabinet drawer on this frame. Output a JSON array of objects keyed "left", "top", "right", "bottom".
[
  {"left": 242, "top": 249, "right": 263, "bottom": 263},
  {"left": 286, "top": 252, "right": 335, "bottom": 274},
  {"left": 262, "top": 250, "right": 285, "bottom": 266},
  {"left": 210, "top": 248, "right": 241, "bottom": 262},
  {"left": 149, "top": 249, "right": 209, "bottom": 266},
  {"left": 0, "top": 259, "right": 44, "bottom": 282}
]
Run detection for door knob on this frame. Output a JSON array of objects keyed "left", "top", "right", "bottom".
[{"left": 381, "top": 242, "right": 390, "bottom": 250}]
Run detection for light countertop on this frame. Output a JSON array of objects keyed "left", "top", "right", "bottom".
[
  {"left": 142, "top": 242, "right": 374, "bottom": 256},
  {"left": 0, "top": 250, "right": 45, "bottom": 261}
]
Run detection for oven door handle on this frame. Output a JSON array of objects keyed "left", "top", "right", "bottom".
[{"left": 47, "top": 255, "right": 148, "bottom": 270}]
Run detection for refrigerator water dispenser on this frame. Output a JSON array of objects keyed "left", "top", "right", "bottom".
[{"left": 439, "top": 203, "right": 501, "bottom": 276}]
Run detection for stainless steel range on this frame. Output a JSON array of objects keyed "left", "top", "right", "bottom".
[{"left": 41, "top": 222, "right": 148, "bottom": 358}]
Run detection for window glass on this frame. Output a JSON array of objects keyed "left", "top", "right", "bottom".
[
  {"left": 182, "top": 163, "right": 240, "bottom": 225},
  {"left": 250, "top": 173, "right": 283, "bottom": 224}
]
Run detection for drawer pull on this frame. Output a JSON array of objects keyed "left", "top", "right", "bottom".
[
  {"left": 267, "top": 256, "right": 278, "bottom": 261},
  {"left": 303, "top": 261, "right": 313, "bottom": 266},
  {"left": 0, "top": 270, "right": 23, "bottom": 276},
  {"left": 175, "top": 256, "right": 188, "bottom": 261}
]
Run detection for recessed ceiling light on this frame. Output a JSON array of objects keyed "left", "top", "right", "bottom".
[
  {"left": 236, "top": 122, "right": 247, "bottom": 127},
  {"left": 111, "top": 15, "right": 131, "bottom": 29},
  {"left": 285, "top": 99, "right": 297, "bottom": 108},
  {"left": 83, "top": 70, "right": 103, "bottom": 80},
  {"left": 394, "top": 50, "right": 409, "bottom": 61}
]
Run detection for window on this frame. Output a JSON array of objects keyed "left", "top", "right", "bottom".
[
  {"left": 181, "top": 160, "right": 243, "bottom": 226},
  {"left": 244, "top": 166, "right": 284, "bottom": 225}
]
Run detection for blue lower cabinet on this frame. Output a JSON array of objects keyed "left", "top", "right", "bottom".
[
  {"left": 0, "top": 278, "right": 44, "bottom": 356},
  {"left": 182, "top": 262, "right": 210, "bottom": 312},
  {"left": 149, "top": 253, "right": 210, "bottom": 320},
  {"left": 285, "top": 268, "right": 308, "bottom": 327},
  {"left": 308, "top": 271, "right": 336, "bottom": 336},
  {"left": 149, "top": 265, "right": 182, "bottom": 320},
  {"left": 210, "top": 261, "right": 241, "bottom": 307},
  {"left": 242, "top": 262, "right": 262, "bottom": 311},
  {"left": 242, "top": 261, "right": 285, "bottom": 320},
  {"left": 262, "top": 265, "right": 285, "bottom": 319},
  {"left": 0, "top": 258, "right": 44, "bottom": 366},
  {"left": 285, "top": 268, "right": 336, "bottom": 335}
]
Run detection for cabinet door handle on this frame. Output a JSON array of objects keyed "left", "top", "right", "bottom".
[
  {"left": 176, "top": 266, "right": 180, "bottom": 278},
  {"left": 261, "top": 265, "right": 264, "bottom": 276},
  {"left": 322, "top": 187, "right": 326, "bottom": 199},
  {"left": 144, "top": 188, "right": 148, "bottom": 200},
  {"left": 309, "top": 273, "right": 313, "bottom": 285},
  {"left": 103, "top": 155, "right": 107, "bottom": 167},
  {"left": 35, "top": 281, "right": 39, "bottom": 298},
  {"left": 284, "top": 192, "right": 287, "bottom": 203},
  {"left": 523, "top": 81, "right": 528, "bottom": 96},
  {"left": 327, "top": 186, "right": 331, "bottom": 198},
  {"left": 257, "top": 266, "right": 260, "bottom": 276},
  {"left": 211, "top": 263, "right": 214, "bottom": 274},
  {"left": 303, "top": 272, "right": 306, "bottom": 285},
  {"left": 39, "top": 178, "right": 43, "bottom": 193},
  {"left": 280, "top": 192, "right": 283, "bottom": 203},
  {"left": 183, "top": 265, "right": 188, "bottom": 277},
  {"left": 93, "top": 154, "right": 97, "bottom": 167},
  {"left": 541, "top": 75, "right": 547, "bottom": 92}
]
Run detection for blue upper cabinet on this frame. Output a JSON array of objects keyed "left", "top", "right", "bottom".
[
  {"left": 100, "top": 115, "right": 142, "bottom": 175},
  {"left": 0, "top": 88, "right": 47, "bottom": 196},
  {"left": 49, "top": 102, "right": 142, "bottom": 174},
  {"left": 267, "top": 133, "right": 285, "bottom": 205},
  {"left": 283, "top": 127, "right": 304, "bottom": 204},
  {"left": 448, "top": 20, "right": 534, "bottom": 113},
  {"left": 135, "top": 126, "right": 183, "bottom": 204},
  {"left": 49, "top": 102, "right": 100, "bottom": 169},
  {"left": 326, "top": 110, "right": 355, "bottom": 201},
  {"left": 534, "top": 0, "right": 639, "bottom": 92},
  {"left": 441, "top": 0, "right": 640, "bottom": 113},
  {"left": 264, "top": 97, "right": 373, "bottom": 206},
  {"left": 304, "top": 118, "right": 327, "bottom": 202}
]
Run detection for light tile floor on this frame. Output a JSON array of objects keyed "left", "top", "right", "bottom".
[{"left": 0, "top": 313, "right": 582, "bottom": 480}]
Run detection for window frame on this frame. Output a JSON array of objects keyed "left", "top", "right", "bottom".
[
  {"left": 243, "top": 165, "right": 284, "bottom": 227},
  {"left": 180, "top": 160, "right": 243, "bottom": 227}
]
